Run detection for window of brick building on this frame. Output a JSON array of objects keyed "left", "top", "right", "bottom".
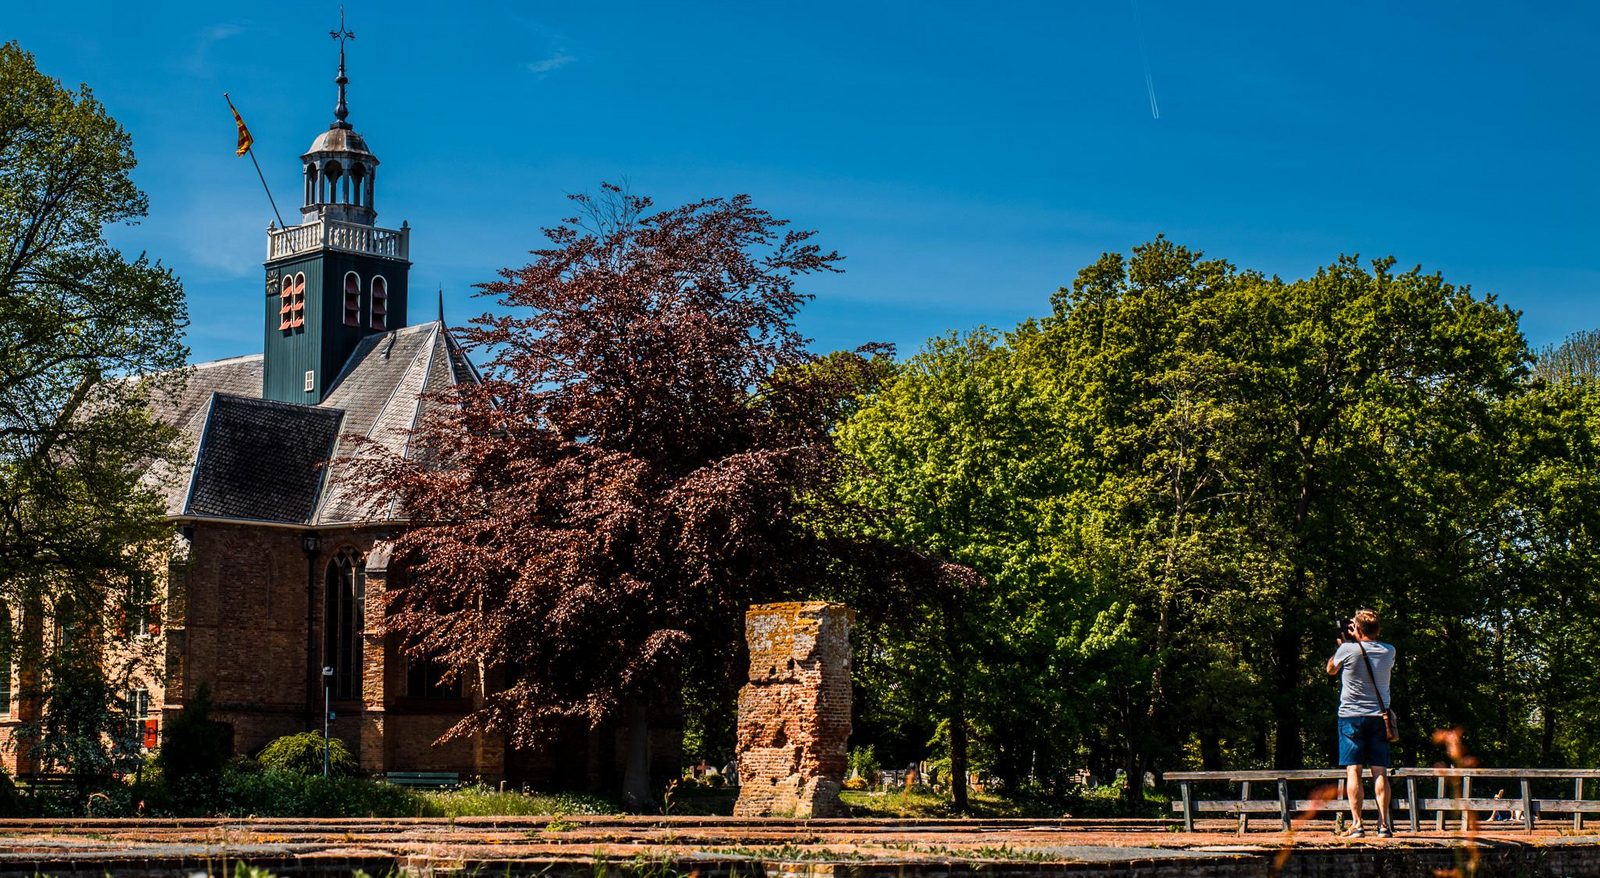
[
  {"left": 121, "top": 571, "right": 158, "bottom": 640},
  {"left": 126, "top": 688, "right": 154, "bottom": 749},
  {"left": 324, "top": 548, "right": 364, "bottom": 700},
  {"left": 405, "top": 655, "right": 462, "bottom": 699},
  {"left": 52, "top": 595, "right": 77, "bottom": 654}
]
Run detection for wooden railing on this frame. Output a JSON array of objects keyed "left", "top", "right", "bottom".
[{"left": 1166, "top": 768, "right": 1600, "bottom": 833}]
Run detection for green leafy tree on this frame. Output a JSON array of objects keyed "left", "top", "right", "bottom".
[
  {"left": 842, "top": 238, "right": 1550, "bottom": 804},
  {"left": 19, "top": 641, "right": 142, "bottom": 791},
  {"left": 1045, "top": 242, "right": 1526, "bottom": 770},
  {"left": 834, "top": 329, "right": 1107, "bottom": 808},
  {"left": 0, "top": 40, "right": 187, "bottom": 779}
]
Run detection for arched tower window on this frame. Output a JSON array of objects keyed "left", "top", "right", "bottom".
[
  {"left": 304, "top": 165, "right": 317, "bottom": 206},
  {"left": 280, "top": 273, "right": 306, "bottom": 332},
  {"left": 323, "top": 548, "right": 363, "bottom": 701},
  {"left": 343, "top": 272, "right": 362, "bottom": 326},
  {"left": 322, "top": 161, "right": 343, "bottom": 204},
  {"left": 279, "top": 276, "right": 294, "bottom": 330},
  {"left": 370, "top": 276, "right": 388, "bottom": 331}
]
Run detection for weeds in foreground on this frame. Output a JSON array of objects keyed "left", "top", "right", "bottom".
[{"left": 710, "top": 844, "right": 864, "bottom": 862}]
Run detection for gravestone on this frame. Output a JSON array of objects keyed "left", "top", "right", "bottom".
[{"left": 733, "top": 601, "right": 853, "bottom": 817}]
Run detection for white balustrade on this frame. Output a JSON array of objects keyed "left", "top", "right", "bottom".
[{"left": 267, "top": 219, "right": 409, "bottom": 261}]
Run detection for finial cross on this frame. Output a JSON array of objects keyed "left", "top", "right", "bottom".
[
  {"left": 329, "top": 6, "right": 355, "bottom": 127},
  {"left": 330, "top": 6, "right": 355, "bottom": 47}
]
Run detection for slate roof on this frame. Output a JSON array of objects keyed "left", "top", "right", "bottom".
[
  {"left": 154, "top": 321, "right": 476, "bottom": 525},
  {"left": 184, "top": 395, "right": 343, "bottom": 523}
]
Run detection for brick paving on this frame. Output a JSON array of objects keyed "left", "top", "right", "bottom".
[{"left": 0, "top": 816, "right": 1594, "bottom": 876}]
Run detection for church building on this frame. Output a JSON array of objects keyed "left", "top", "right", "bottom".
[{"left": 0, "top": 34, "right": 675, "bottom": 789}]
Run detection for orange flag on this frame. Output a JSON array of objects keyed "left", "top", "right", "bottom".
[{"left": 225, "top": 93, "right": 253, "bottom": 157}]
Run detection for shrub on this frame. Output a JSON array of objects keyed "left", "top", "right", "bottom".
[
  {"left": 0, "top": 770, "right": 17, "bottom": 817},
  {"left": 847, "top": 745, "right": 880, "bottom": 785},
  {"left": 417, "top": 784, "right": 612, "bottom": 817},
  {"left": 256, "top": 732, "right": 359, "bottom": 777},
  {"left": 220, "top": 769, "right": 423, "bottom": 817},
  {"left": 159, "top": 684, "right": 233, "bottom": 786}
]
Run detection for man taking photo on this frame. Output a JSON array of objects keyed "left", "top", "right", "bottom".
[{"left": 1326, "top": 608, "right": 1397, "bottom": 838}]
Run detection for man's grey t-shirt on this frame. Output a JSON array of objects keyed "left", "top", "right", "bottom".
[{"left": 1333, "top": 640, "right": 1395, "bottom": 718}]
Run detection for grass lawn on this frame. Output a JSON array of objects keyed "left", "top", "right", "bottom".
[
  {"left": 841, "top": 785, "right": 1169, "bottom": 819},
  {"left": 842, "top": 789, "right": 1053, "bottom": 819}
]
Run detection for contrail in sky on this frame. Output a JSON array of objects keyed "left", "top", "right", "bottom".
[{"left": 1131, "top": 0, "right": 1160, "bottom": 119}]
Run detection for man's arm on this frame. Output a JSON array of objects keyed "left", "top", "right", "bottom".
[{"left": 1326, "top": 643, "right": 1347, "bottom": 676}]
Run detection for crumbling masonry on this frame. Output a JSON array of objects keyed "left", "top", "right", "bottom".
[{"left": 733, "top": 601, "right": 853, "bottom": 818}]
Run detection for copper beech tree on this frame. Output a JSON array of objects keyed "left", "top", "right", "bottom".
[{"left": 351, "top": 186, "right": 880, "bottom": 806}]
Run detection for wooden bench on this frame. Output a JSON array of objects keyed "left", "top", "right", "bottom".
[
  {"left": 14, "top": 773, "right": 87, "bottom": 793},
  {"left": 1166, "top": 768, "right": 1600, "bottom": 833},
  {"left": 384, "top": 771, "right": 462, "bottom": 790}
]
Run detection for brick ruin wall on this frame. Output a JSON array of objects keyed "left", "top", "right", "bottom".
[{"left": 734, "top": 601, "right": 853, "bottom": 818}]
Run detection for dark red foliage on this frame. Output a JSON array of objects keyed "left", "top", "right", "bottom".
[{"left": 349, "top": 186, "right": 880, "bottom": 747}]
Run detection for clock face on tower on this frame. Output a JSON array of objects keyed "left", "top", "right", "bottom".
[{"left": 266, "top": 271, "right": 279, "bottom": 295}]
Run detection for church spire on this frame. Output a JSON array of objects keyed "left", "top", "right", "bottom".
[{"left": 330, "top": 7, "right": 355, "bottom": 130}]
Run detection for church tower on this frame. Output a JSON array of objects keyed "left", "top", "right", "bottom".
[{"left": 262, "top": 19, "right": 410, "bottom": 404}]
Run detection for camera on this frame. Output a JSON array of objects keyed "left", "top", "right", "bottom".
[{"left": 1335, "top": 617, "right": 1356, "bottom": 643}]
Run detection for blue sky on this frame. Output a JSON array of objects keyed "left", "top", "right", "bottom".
[{"left": 8, "top": 1, "right": 1598, "bottom": 364}]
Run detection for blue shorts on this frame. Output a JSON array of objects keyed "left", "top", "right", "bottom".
[{"left": 1338, "top": 716, "right": 1391, "bottom": 767}]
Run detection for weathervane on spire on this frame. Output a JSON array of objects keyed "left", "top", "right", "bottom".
[{"left": 330, "top": 6, "right": 356, "bottom": 129}]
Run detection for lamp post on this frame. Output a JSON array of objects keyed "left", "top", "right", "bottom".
[{"left": 322, "top": 665, "right": 334, "bottom": 777}]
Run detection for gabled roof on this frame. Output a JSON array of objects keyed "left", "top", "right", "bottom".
[
  {"left": 183, "top": 394, "right": 343, "bottom": 523},
  {"left": 154, "top": 321, "right": 476, "bottom": 526}
]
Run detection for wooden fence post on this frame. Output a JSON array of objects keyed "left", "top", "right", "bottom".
[
  {"left": 1238, "top": 780, "right": 1251, "bottom": 834},
  {"left": 1180, "top": 780, "right": 1194, "bottom": 832},
  {"left": 1521, "top": 779, "right": 1534, "bottom": 832},
  {"left": 1407, "top": 776, "right": 1419, "bottom": 834},
  {"left": 1461, "top": 776, "right": 1473, "bottom": 832},
  {"left": 1278, "top": 778, "right": 1290, "bottom": 831},
  {"left": 1577, "top": 778, "right": 1585, "bottom": 832},
  {"left": 1436, "top": 777, "right": 1446, "bottom": 832}
]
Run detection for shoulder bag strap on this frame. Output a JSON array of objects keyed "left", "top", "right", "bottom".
[{"left": 1355, "top": 640, "right": 1389, "bottom": 714}]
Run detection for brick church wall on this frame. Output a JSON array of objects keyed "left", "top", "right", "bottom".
[
  {"left": 733, "top": 601, "right": 852, "bottom": 818},
  {"left": 168, "top": 523, "right": 333, "bottom": 757}
]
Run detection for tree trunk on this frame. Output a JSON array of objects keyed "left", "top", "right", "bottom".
[
  {"left": 1540, "top": 699, "right": 1556, "bottom": 764},
  {"left": 622, "top": 700, "right": 651, "bottom": 811},
  {"left": 943, "top": 598, "right": 970, "bottom": 814},
  {"left": 950, "top": 694, "right": 969, "bottom": 813},
  {"left": 1199, "top": 731, "right": 1222, "bottom": 771},
  {"left": 1271, "top": 618, "right": 1304, "bottom": 769}
]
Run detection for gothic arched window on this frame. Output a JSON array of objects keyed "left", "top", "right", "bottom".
[
  {"left": 343, "top": 272, "right": 362, "bottom": 326},
  {"left": 370, "top": 276, "right": 387, "bottom": 331},
  {"left": 323, "top": 548, "right": 364, "bottom": 700}
]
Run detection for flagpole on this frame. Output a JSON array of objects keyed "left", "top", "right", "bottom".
[
  {"left": 224, "top": 93, "right": 286, "bottom": 228},
  {"left": 246, "top": 145, "right": 287, "bottom": 229}
]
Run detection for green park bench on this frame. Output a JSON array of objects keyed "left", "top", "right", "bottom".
[
  {"left": 1166, "top": 767, "right": 1600, "bottom": 833},
  {"left": 383, "top": 770, "right": 462, "bottom": 790}
]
